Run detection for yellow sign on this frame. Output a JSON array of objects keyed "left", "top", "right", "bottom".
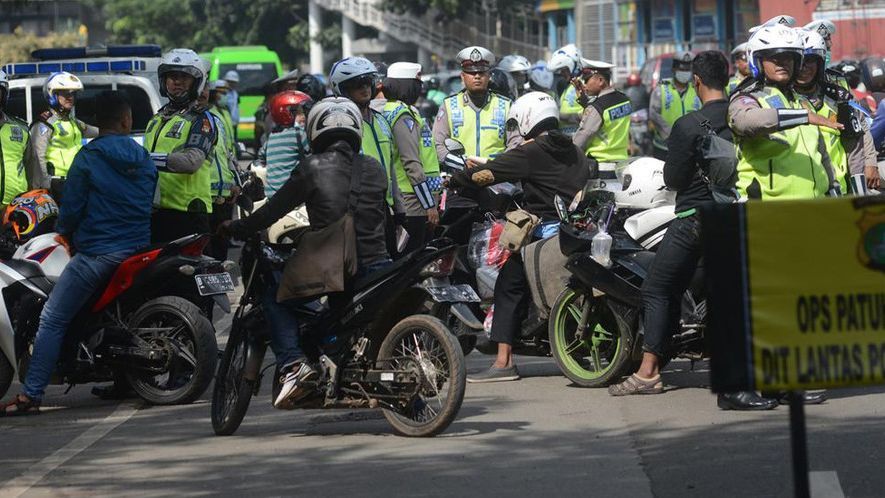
[{"left": 745, "top": 197, "right": 885, "bottom": 391}]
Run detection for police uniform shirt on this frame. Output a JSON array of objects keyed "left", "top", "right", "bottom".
[
  {"left": 431, "top": 91, "right": 522, "bottom": 164},
  {"left": 572, "top": 87, "right": 610, "bottom": 151},
  {"left": 372, "top": 97, "right": 432, "bottom": 216},
  {"left": 150, "top": 103, "right": 217, "bottom": 174},
  {"left": 26, "top": 109, "right": 98, "bottom": 189}
]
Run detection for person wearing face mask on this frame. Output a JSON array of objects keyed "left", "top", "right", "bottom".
[
  {"left": 26, "top": 71, "right": 98, "bottom": 192},
  {"left": 649, "top": 51, "right": 702, "bottom": 161},
  {"left": 726, "top": 43, "right": 751, "bottom": 96},
  {"left": 794, "top": 29, "right": 870, "bottom": 195},
  {"left": 571, "top": 60, "right": 632, "bottom": 189},
  {"left": 144, "top": 49, "right": 218, "bottom": 243},
  {"left": 546, "top": 44, "right": 584, "bottom": 135}
]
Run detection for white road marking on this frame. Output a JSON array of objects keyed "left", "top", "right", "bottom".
[
  {"left": 0, "top": 402, "right": 139, "bottom": 498},
  {"left": 810, "top": 471, "right": 846, "bottom": 498}
]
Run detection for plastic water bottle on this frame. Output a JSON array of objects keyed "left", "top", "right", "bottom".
[{"left": 591, "top": 230, "right": 613, "bottom": 268}]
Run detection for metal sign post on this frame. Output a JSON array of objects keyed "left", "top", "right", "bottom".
[{"left": 789, "top": 392, "right": 810, "bottom": 498}]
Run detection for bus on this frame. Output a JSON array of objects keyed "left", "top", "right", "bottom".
[{"left": 204, "top": 45, "right": 283, "bottom": 146}]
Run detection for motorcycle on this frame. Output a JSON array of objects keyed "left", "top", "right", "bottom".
[
  {"left": 0, "top": 190, "right": 60, "bottom": 260},
  {"left": 210, "top": 228, "right": 467, "bottom": 437},
  {"left": 546, "top": 187, "right": 706, "bottom": 387},
  {"left": 0, "top": 233, "right": 231, "bottom": 404}
]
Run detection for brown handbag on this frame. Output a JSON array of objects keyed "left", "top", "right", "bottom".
[{"left": 276, "top": 161, "right": 362, "bottom": 302}]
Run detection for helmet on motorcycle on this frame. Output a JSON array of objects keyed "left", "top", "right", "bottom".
[
  {"left": 43, "top": 71, "right": 84, "bottom": 108},
  {"left": 296, "top": 73, "right": 327, "bottom": 103},
  {"left": 2, "top": 189, "right": 59, "bottom": 241},
  {"left": 158, "top": 48, "right": 208, "bottom": 105},
  {"left": 0, "top": 69, "right": 8, "bottom": 109},
  {"left": 329, "top": 57, "right": 378, "bottom": 96},
  {"left": 626, "top": 73, "right": 642, "bottom": 87},
  {"left": 507, "top": 91, "right": 559, "bottom": 138},
  {"left": 614, "top": 157, "right": 676, "bottom": 209},
  {"left": 270, "top": 90, "right": 313, "bottom": 128},
  {"left": 836, "top": 60, "right": 861, "bottom": 88},
  {"left": 305, "top": 97, "right": 363, "bottom": 153},
  {"left": 746, "top": 24, "right": 804, "bottom": 80},
  {"left": 862, "top": 57, "right": 885, "bottom": 93},
  {"left": 488, "top": 69, "right": 518, "bottom": 100}
]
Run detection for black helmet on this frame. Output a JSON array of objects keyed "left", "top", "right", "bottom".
[
  {"left": 426, "top": 76, "right": 440, "bottom": 91},
  {"left": 489, "top": 68, "right": 517, "bottom": 100},
  {"left": 295, "top": 74, "right": 327, "bottom": 104},
  {"left": 861, "top": 57, "right": 885, "bottom": 93}
]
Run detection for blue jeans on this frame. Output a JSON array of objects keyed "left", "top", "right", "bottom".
[{"left": 23, "top": 250, "right": 131, "bottom": 401}]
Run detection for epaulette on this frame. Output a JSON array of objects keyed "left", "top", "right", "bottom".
[{"left": 729, "top": 77, "right": 762, "bottom": 101}]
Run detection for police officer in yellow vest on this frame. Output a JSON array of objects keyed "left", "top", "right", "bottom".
[
  {"left": 200, "top": 82, "right": 239, "bottom": 260},
  {"left": 0, "top": 70, "right": 30, "bottom": 206},
  {"left": 210, "top": 80, "right": 237, "bottom": 154},
  {"left": 649, "top": 51, "right": 701, "bottom": 161},
  {"left": 376, "top": 62, "right": 442, "bottom": 253},
  {"left": 726, "top": 43, "right": 751, "bottom": 96},
  {"left": 729, "top": 24, "right": 844, "bottom": 201},
  {"left": 547, "top": 44, "right": 584, "bottom": 135},
  {"left": 26, "top": 71, "right": 98, "bottom": 191},
  {"left": 144, "top": 49, "right": 217, "bottom": 243},
  {"left": 572, "top": 59, "right": 632, "bottom": 191}
]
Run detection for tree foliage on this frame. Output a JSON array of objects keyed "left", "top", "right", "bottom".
[{"left": 0, "top": 27, "right": 84, "bottom": 63}]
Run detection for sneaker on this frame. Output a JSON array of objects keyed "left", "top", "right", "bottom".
[
  {"left": 273, "top": 362, "right": 318, "bottom": 409},
  {"left": 467, "top": 364, "right": 520, "bottom": 383}
]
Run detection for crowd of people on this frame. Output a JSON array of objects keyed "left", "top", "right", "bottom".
[{"left": 0, "top": 11, "right": 881, "bottom": 415}]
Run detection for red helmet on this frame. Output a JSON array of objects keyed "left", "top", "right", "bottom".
[
  {"left": 626, "top": 73, "right": 641, "bottom": 87},
  {"left": 270, "top": 90, "right": 312, "bottom": 127}
]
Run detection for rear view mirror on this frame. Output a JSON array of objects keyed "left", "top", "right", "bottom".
[
  {"left": 445, "top": 138, "right": 466, "bottom": 156},
  {"left": 554, "top": 195, "right": 569, "bottom": 222}
]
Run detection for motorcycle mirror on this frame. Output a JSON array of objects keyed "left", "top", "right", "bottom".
[
  {"left": 444, "top": 138, "right": 466, "bottom": 156},
  {"left": 554, "top": 195, "right": 569, "bottom": 222},
  {"left": 236, "top": 194, "right": 254, "bottom": 214}
]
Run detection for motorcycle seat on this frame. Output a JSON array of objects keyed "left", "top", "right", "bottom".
[{"left": 351, "top": 255, "right": 414, "bottom": 291}]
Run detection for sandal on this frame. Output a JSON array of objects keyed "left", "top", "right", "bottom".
[
  {"left": 0, "top": 394, "right": 41, "bottom": 416},
  {"left": 608, "top": 374, "right": 663, "bottom": 396}
]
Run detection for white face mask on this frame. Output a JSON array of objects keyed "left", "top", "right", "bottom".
[{"left": 674, "top": 71, "right": 692, "bottom": 84}]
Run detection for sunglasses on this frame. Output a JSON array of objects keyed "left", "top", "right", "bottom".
[{"left": 341, "top": 75, "right": 376, "bottom": 92}]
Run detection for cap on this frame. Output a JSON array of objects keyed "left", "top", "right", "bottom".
[
  {"left": 457, "top": 46, "right": 495, "bottom": 73},
  {"left": 211, "top": 79, "right": 229, "bottom": 91},
  {"left": 672, "top": 51, "right": 694, "bottom": 69},
  {"left": 731, "top": 42, "right": 748, "bottom": 57},
  {"left": 581, "top": 58, "right": 615, "bottom": 70},
  {"left": 387, "top": 62, "right": 422, "bottom": 79},
  {"left": 224, "top": 70, "right": 240, "bottom": 82},
  {"left": 803, "top": 20, "right": 837, "bottom": 39},
  {"left": 749, "top": 15, "right": 796, "bottom": 34},
  {"left": 272, "top": 69, "right": 299, "bottom": 85}
]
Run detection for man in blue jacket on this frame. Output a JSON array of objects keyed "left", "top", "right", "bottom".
[{"left": 1, "top": 91, "right": 158, "bottom": 415}]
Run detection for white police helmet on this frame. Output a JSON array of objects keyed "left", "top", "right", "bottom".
[
  {"left": 43, "top": 71, "right": 84, "bottom": 108},
  {"left": 746, "top": 24, "right": 804, "bottom": 80},
  {"left": 158, "top": 48, "right": 208, "bottom": 104}
]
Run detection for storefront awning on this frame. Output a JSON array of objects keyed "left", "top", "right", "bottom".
[{"left": 537, "top": 0, "right": 575, "bottom": 14}]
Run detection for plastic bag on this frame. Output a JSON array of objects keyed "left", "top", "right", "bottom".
[{"left": 468, "top": 219, "right": 511, "bottom": 300}]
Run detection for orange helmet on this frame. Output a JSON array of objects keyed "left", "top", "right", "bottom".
[
  {"left": 2, "top": 190, "right": 59, "bottom": 240},
  {"left": 269, "top": 90, "right": 313, "bottom": 127}
]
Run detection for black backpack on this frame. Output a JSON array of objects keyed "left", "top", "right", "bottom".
[{"left": 693, "top": 114, "right": 739, "bottom": 204}]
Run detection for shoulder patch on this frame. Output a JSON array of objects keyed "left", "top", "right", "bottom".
[
  {"left": 202, "top": 117, "right": 213, "bottom": 134},
  {"left": 402, "top": 116, "right": 416, "bottom": 132}
]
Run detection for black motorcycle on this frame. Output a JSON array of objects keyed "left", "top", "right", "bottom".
[
  {"left": 210, "top": 233, "right": 467, "bottom": 437},
  {"left": 547, "top": 189, "right": 706, "bottom": 387}
]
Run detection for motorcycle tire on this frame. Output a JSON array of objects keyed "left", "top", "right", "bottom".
[
  {"left": 378, "top": 314, "right": 466, "bottom": 437},
  {"left": 429, "top": 302, "right": 477, "bottom": 356},
  {"left": 0, "top": 354, "right": 13, "bottom": 399},
  {"left": 548, "top": 287, "right": 632, "bottom": 388},
  {"left": 125, "top": 296, "right": 218, "bottom": 405},
  {"left": 211, "top": 320, "right": 256, "bottom": 436}
]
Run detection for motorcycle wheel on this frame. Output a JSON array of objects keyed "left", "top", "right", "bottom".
[
  {"left": 378, "top": 315, "right": 466, "bottom": 437},
  {"left": 211, "top": 319, "right": 256, "bottom": 436},
  {"left": 429, "top": 302, "right": 477, "bottom": 356},
  {"left": 0, "top": 354, "right": 13, "bottom": 399},
  {"left": 548, "top": 287, "right": 631, "bottom": 387},
  {"left": 125, "top": 296, "right": 218, "bottom": 405}
]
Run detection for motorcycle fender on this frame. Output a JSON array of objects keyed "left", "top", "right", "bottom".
[
  {"left": 242, "top": 335, "right": 267, "bottom": 382},
  {"left": 212, "top": 294, "right": 231, "bottom": 314},
  {"left": 450, "top": 303, "right": 484, "bottom": 331}
]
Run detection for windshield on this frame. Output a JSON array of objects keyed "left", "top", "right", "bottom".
[
  {"left": 219, "top": 63, "right": 278, "bottom": 96},
  {"left": 7, "top": 83, "right": 155, "bottom": 133}
]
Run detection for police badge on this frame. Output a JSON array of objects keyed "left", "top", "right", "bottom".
[{"left": 857, "top": 209, "right": 885, "bottom": 273}]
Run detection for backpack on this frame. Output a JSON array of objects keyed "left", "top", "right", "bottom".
[{"left": 693, "top": 114, "right": 739, "bottom": 204}]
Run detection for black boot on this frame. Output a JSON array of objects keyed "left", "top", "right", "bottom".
[
  {"left": 762, "top": 390, "right": 828, "bottom": 405},
  {"left": 717, "top": 391, "right": 779, "bottom": 411}
]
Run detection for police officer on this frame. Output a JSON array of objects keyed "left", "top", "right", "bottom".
[
  {"left": 497, "top": 54, "right": 533, "bottom": 97},
  {"left": 726, "top": 43, "right": 751, "bottom": 96},
  {"left": 547, "top": 44, "right": 584, "bottom": 135},
  {"left": 201, "top": 83, "right": 238, "bottom": 261},
  {"left": 0, "top": 70, "right": 29, "bottom": 206},
  {"left": 377, "top": 62, "right": 442, "bottom": 253},
  {"left": 795, "top": 29, "right": 868, "bottom": 195},
  {"left": 26, "top": 71, "right": 98, "bottom": 191},
  {"left": 224, "top": 70, "right": 241, "bottom": 132},
  {"left": 144, "top": 49, "right": 217, "bottom": 243},
  {"left": 572, "top": 60, "right": 631, "bottom": 189},
  {"left": 729, "top": 24, "right": 842, "bottom": 201},
  {"left": 210, "top": 80, "right": 236, "bottom": 153},
  {"left": 649, "top": 51, "right": 702, "bottom": 161}
]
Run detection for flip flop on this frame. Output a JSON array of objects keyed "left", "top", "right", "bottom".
[
  {"left": 608, "top": 374, "right": 663, "bottom": 396},
  {"left": 0, "top": 394, "right": 41, "bottom": 416}
]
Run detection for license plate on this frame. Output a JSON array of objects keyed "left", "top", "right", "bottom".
[
  {"left": 195, "top": 273, "right": 235, "bottom": 296},
  {"left": 426, "top": 284, "right": 481, "bottom": 303}
]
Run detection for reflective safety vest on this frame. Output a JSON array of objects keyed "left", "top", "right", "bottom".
[
  {"left": 362, "top": 110, "right": 396, "bottom": 206},
  {"left": 144, "top": 111, "right": 214, "bottom": 213},
  {"left": 726, "top": 75, "right": 747, "bottom": 97},
  {"left": 655, "top": 79, "right": 701, "bottom": 148},
  {"left": 382, "top": 100, "right": 441, "bottom": 195},
  {"left": 585, "top": 90, "right": 632, "bottom": 162},
  {"left": 735, "top": 86, "right": 830, "bottom": 200},
  {"left": 444, "top": 91, "right": 510, "bottom": 159},
  {"left": 814, "top": 97, "right": 849, "bottom": 193},
  {"left": 208, "top": 113, "right": 235, "bottom": 201},
  {"left": 0, "top": 117, "right": 30, "bottom": 205},
  {"left": 45, "top": 115, "right": 82, "bottom": 177},
  {"left": 559, "top": 85, "right": 583, "bottom": 135},
  {"left": 212, "top": 105, "right": 236, "bottom": 153}
]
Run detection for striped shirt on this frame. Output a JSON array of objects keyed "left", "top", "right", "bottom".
[{"left": 263, "top": 125, "right": 310, "bottom": 199}]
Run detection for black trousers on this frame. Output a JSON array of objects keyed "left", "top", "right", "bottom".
[
  {"left": 402, "top": 215, "right": 431, "bottom": 254},
  {"left": 151, "top": 209, "right": 210, "bottom": 244},
  {"left": 208, "top": 203, "right": 234, "bottom": 261},
  {"left": 652, "top": 144, "right": 669, "bottom": 162},
  {"left": 489, "top": 253, "right": 531, "bottom": 346},
  {"left": 640, "top": 215, "right": 702, "bottom": 357}
]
